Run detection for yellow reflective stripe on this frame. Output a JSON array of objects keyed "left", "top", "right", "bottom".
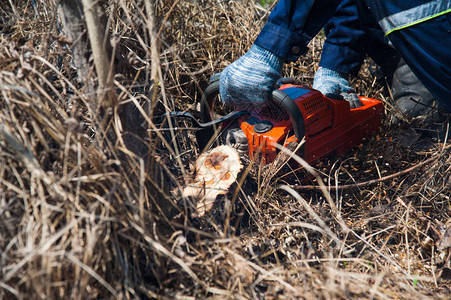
[
  {"left": 378, "top": 0, "right": 451, "bottom": 35},
  {"left": 385, "top": 9, "right": 451, "bottom": 35}
]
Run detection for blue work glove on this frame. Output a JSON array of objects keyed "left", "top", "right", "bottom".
[
  {"left": 313, "top": 67, "right": 363, "bottom": 108},
  {"left": 219, "top": 45, "right": 283, "bottom": 109}
]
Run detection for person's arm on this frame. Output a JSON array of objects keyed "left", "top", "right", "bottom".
[
  {"left": 319, "top": 0, "right": 368, "bottom": 75},
  {"left": 255, "top": 0, "right": 341, "bottom": 62},
  {"left": 313, "top": 0, "right": 368, "bottom": 108},
  {"left": 220, "top": 0, "right": 341, "bottom": 108}
]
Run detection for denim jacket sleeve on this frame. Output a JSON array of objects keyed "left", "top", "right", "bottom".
[
  {"left": 254, "top": 0, "right": 341, "bottom": 62},
  {"left": 319, "top": 0, "right": 369, "bottom": 75}
]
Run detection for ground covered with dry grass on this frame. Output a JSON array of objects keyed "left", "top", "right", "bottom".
[{"left": 0, "top": 1, "right": 450, "bottom": 299}]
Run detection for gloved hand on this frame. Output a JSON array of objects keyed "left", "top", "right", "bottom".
[
  {"left": 313, "top": 67, "right": 363, "bottom": 108},
  {"left": 219, "top": 45, "right": 283, "bottom": 109}
]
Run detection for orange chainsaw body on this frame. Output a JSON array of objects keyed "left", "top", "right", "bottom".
[{"left": 238, "top": 84, "right": 384, "bottom": 165}]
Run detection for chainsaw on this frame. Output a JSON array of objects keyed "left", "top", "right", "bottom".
[{"left": 168, "top": 76, "right": 384, "bottom": 166}]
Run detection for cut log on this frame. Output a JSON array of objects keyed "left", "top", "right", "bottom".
[{"left": 183, "top": 146, "right": 243, "bottom": 216}]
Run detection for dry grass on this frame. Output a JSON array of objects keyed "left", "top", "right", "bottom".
[{"left": 1, "top": 0, "right": 450, "bottom": 299}]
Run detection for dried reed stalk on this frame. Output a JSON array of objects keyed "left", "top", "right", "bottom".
[{"left": 82, "top": 0, "right": 116, "bottom": 109}]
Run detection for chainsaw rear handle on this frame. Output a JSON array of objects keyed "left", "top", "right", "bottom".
[{"left": 200, "top": 77, "right": 305, "bottom": 141}]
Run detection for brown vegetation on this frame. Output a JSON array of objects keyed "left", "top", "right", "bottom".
[{"left": 0, "top": 1, "right": 450, "bottom": 299}]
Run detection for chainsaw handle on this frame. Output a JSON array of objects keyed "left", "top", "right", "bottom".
[
  {"left": 270, "top": 89, "right": 305, "bottom": 141},
  {"left": 200, "top": 77, "right": 305, "bottom": 141}
]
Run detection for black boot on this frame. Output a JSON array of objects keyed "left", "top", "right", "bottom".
[
  {"left": 389, "top": 59, "right": 446, "bottom": 126},
  {"left": 387, "top": 59, "right": 450, "bottom": 148}
]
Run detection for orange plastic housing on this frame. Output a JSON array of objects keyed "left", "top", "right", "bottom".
[{"left": 238, "top": 84, "right": 384, "bottom": 165}]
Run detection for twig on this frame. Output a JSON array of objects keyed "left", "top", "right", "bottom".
[
  {"left": 275, "top": 143, "right": 351, "bottom": 233},
  {"left": 290, "top": 148, "right": 449, "bottom": 191},
  {"left": 278, "top": 185, "right": 344, "bottom": 248}
]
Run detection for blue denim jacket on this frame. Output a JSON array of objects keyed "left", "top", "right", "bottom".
[{"left": 254, "top": 0, "right": 451, "bottom": 110}]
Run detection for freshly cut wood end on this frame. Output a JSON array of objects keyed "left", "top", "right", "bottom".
[{"left": 182, "top": 145, "right": 242, "bottom": 216}]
